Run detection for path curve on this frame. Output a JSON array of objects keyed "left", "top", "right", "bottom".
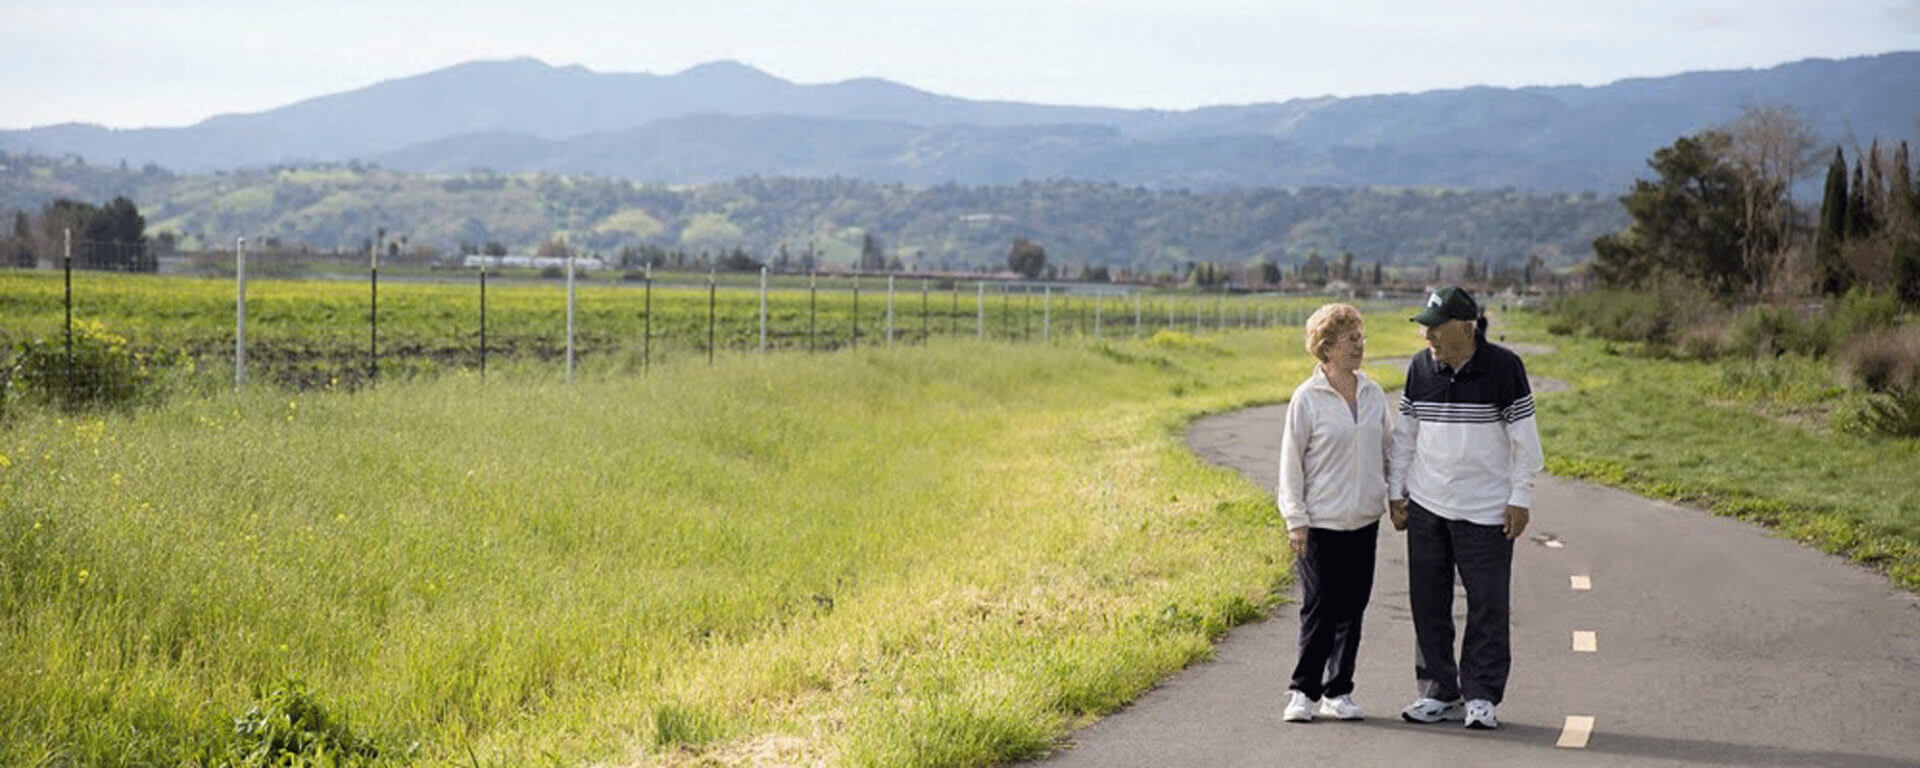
[{"left": 1030, "top": 377, "right": 1920, "bottom": 766}]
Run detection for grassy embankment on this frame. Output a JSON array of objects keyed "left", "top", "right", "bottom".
[
  {"left": 0, "top": 319, "right": 1421, "bottom": 766},
  {"left": 1506, "top": 311, "right": 1920, "bottom": 590}
]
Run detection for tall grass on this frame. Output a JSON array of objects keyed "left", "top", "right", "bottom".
[
  {"left": 1508, "top": 312, "right": 1920, "bottom": 590},
  {"left": 0, "top": 323, "right": 1421, "bottom": 766}
]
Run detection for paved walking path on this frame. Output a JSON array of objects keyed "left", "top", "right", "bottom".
[{"left": 1032, "top": 384, "right": 1920, "bottom": 766}]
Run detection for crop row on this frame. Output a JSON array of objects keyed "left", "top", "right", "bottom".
[{"left": 0, "top": 270, "right": 1374, "bottom": 387}]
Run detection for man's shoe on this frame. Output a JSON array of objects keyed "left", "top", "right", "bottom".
[
  {"left": 1283, "top": 690, "right": 1316, "bottom": 722},
  {"left": 1319, "top": 694, "right": 1365, "bottom": 720},
  {"left": 1464, "top": 699, "right": 1499, "bottom": 730},
  {"left": 1400, "top": 697, "right": 1464, "bottom": 723}
]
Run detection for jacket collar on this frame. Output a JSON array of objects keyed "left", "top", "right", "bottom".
[
  {"left": 1425, "top": 342, "right": 1483, "bottom": 377},
  {"left": 1308, "top": 363, "right": 1374, "bottom": 393}
]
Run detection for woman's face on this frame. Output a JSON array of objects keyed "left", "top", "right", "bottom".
[{"left": 1323, "top": 326, "right": 1365, "bottom": 372}]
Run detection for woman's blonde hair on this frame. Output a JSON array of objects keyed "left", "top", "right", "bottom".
[{"left": 1304, "top": 303, "right": 1364, "bottom": 361}]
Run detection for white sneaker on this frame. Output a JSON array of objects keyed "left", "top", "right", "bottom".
[
  {"left": 1400, "top": 697, "right": 1464, "bottom": 723},
  {"left": 1283, "top": 690, "right": 1316, "bottom": 722},
  {"left": 1318, "top": 694, "right": 1364, "bottom": 720},
  {"left": 1464, "top": 699, "right": 1499, "bottom": 730}
]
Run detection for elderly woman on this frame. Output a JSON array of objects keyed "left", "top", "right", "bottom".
[{"left": 1278, "top": 302, "right": 1392, "bottom": 722}]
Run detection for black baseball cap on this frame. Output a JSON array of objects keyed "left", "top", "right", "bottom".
[{"left": 1412, "top": 286, "right": 1480, "bottom": 326}]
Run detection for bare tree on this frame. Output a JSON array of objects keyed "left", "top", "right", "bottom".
[{"left": 1726, "top": 105, "right": 1819, "bottom": 297}]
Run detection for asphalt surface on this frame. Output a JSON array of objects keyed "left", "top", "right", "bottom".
[{"left": 1031, "top": 394, "right": 1920, "bottom": 767}]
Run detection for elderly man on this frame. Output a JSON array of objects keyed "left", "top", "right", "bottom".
[{"left": 1388, "top": 286, "right": 1544, "bottom": 731}]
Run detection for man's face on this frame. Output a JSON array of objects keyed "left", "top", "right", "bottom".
[{"left": 1421, "top": 318, "right": 1475, "bottom": 360}]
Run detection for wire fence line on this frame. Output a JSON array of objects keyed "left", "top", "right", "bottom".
[{"left": 2, "top": 235, "right": 1423, "bottom": 398}]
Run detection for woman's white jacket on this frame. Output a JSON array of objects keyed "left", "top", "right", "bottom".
[{"left": 1277, "top": 366, "right": 1393, "bottom": 532}]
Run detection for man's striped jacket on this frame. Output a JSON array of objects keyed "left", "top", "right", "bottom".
[{"left": 1387, "top": 341, "right": 1545, "bottom": 526}]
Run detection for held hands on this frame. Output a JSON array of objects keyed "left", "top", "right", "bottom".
[
  {"left": 1504, "top": 505, "right": 1530, "bottom": 539},
  {"left": 1288, "top": 526, "right": 1308, "bottom": 555},
  {"left": 1389, "top": 499, "right": 1409, "bottom": 531}
]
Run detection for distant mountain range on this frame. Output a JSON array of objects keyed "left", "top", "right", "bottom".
[{"left": 3, "top": 53, "right": 1916, "bottom": 192}]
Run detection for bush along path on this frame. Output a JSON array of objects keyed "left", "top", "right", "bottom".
[{"left": 1032, "top": 347, "right": 1920, "bottom": 767}]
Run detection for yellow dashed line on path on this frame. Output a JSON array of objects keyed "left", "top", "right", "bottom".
[
  {"left": 1556, "top": 715, "right": 1596, "bottom": 748},
  {"left": 1570, "top": 575, "right": 1591, "bottom": 590},
  {"left": 1572, "top": 631, "right": 1597, "bottom": 652}
]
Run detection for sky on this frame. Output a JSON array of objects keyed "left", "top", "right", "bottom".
[{"left": 4, "top": 0, "right": 1917, "bottom": 130}]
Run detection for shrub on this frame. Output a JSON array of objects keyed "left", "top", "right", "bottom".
[
  {"left": 1839, "top": 328, "right": 1920, "bottom": 395},
  {"left": 8, "top": 321, "right": 157, "bottom": 412},
  {"left": 227, "top": 681, "right": 378, "bottom": 767},
  {"left": 1833, "top": 389, "right": 1920, "bottom": 438},
  {"left": 1825, "top": 288, "right": 1901, "bottom": 340},
  {"left": 1727, "top": 304, "right": 1814, "bottom": 357},
  {"left": 1833, "top": 327, "right": 1920, "bottom": 438},
  {"left": 1544, "top": 287, "right": 1725, "bottom": 351}
]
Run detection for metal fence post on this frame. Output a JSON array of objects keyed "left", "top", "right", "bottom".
[
  {"left": 369, "top": 234, "right": 379, "bottom": 386},
  {"left": 886, "top": 275, "right": 895, "bottom": 346},
  {"left": 852, "top": 275, "right": 860, "bottom": 351},
  {"left": 235, "top": 237, "right": 247, "bottom": 389},
  {"left": 1043, "top": 285, "right": 1052, "bottom": 342},
  {"left": 567, "top": 248, "right": 579, "bottom": 382},
  {"left": 759, "top": 265, "right": 768, "bottom": 354},
  {"left": 63, "top": 229, "right": 72, "bottom": 399},
  {"left": 976, "top": 281, "right": 985, "bottom": 339},
  {"left": 479, "top": 265, "right": 487, "bottom": 380},
  {"left": 707, "top": 269, "right": 716, "bottom": 365},
  {"left": 808, "top": 272, "right": 817, "bottom": 353},
  {"left": 642, "top": 266, "right": 652, "bottom": 373}
]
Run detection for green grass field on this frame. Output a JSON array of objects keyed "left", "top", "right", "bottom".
[
  {"left": 0, "top": 314, "right": 1424, "bottom": 767},
  {"left": 1504, "top": 311, "right": 1920, "bottom": 590}
]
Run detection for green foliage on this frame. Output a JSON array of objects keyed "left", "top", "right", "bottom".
[
  {"left": 1, "top": 151, "right": 1624, "bottom": 274},
  {"left": 1006, "top": 237, "right": 1045, "bottom": 279},
  {"left": 1543, "top": 287, "right": 1724, "bottom": 355},
  {"left": 1592, "top": 132, "right": 1749, "bottom": 295},
  {"left": 1816, "top": 146, "right": 1851, "bottom": 294},
  {"left": 1833, "top": 389, "right": 1920, "bottom": 438},
  {"left": 1726, "top": 290, "right": 1898, "bottom": 359},
  {"left": 650, "top": 702, "right": 725, "bottom": 750},
  {"left": 1727, "top": 304, "right": 1827, "bottom": 357},
  {"left": 8, "top": 320, "right": 157, "bottom": 411},
  {"left": 227, "top": 682, "right": 379, "bottom": 767},
  {"left": 1896, "top": 237, "right": 1920, "bottom": 307}
]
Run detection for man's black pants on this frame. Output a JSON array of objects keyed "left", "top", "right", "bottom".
[
  {"left": 1406, "top": 500, "right": 1513, "bottom": 704},
  {"left": 1289, "top": 522, "right": 1379, "bottom": 700}
]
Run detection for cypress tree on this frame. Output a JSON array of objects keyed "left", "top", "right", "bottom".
[
  {"left": 1897, "top": 141, "right": 1917, "bottom": 223},
  {"left": 1816, "top": 147, "right": 1849, "bottom": 295},
  {"left": 1849, "top": 160, "right": 1874, "bottom": 238},
  {"left": 1867, "top": 139, "right": 1886, "bottom": 222}
]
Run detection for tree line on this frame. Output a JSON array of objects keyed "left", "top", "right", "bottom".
[
  {"left": 1592, "top": 106, "right": 1920, "bottom": 303},
  {"left": 3, "top": 196, "right": 155, "bottom": 272},
  {"left": 0, "top": 151, "right": 1625, "bottom": 280}
]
